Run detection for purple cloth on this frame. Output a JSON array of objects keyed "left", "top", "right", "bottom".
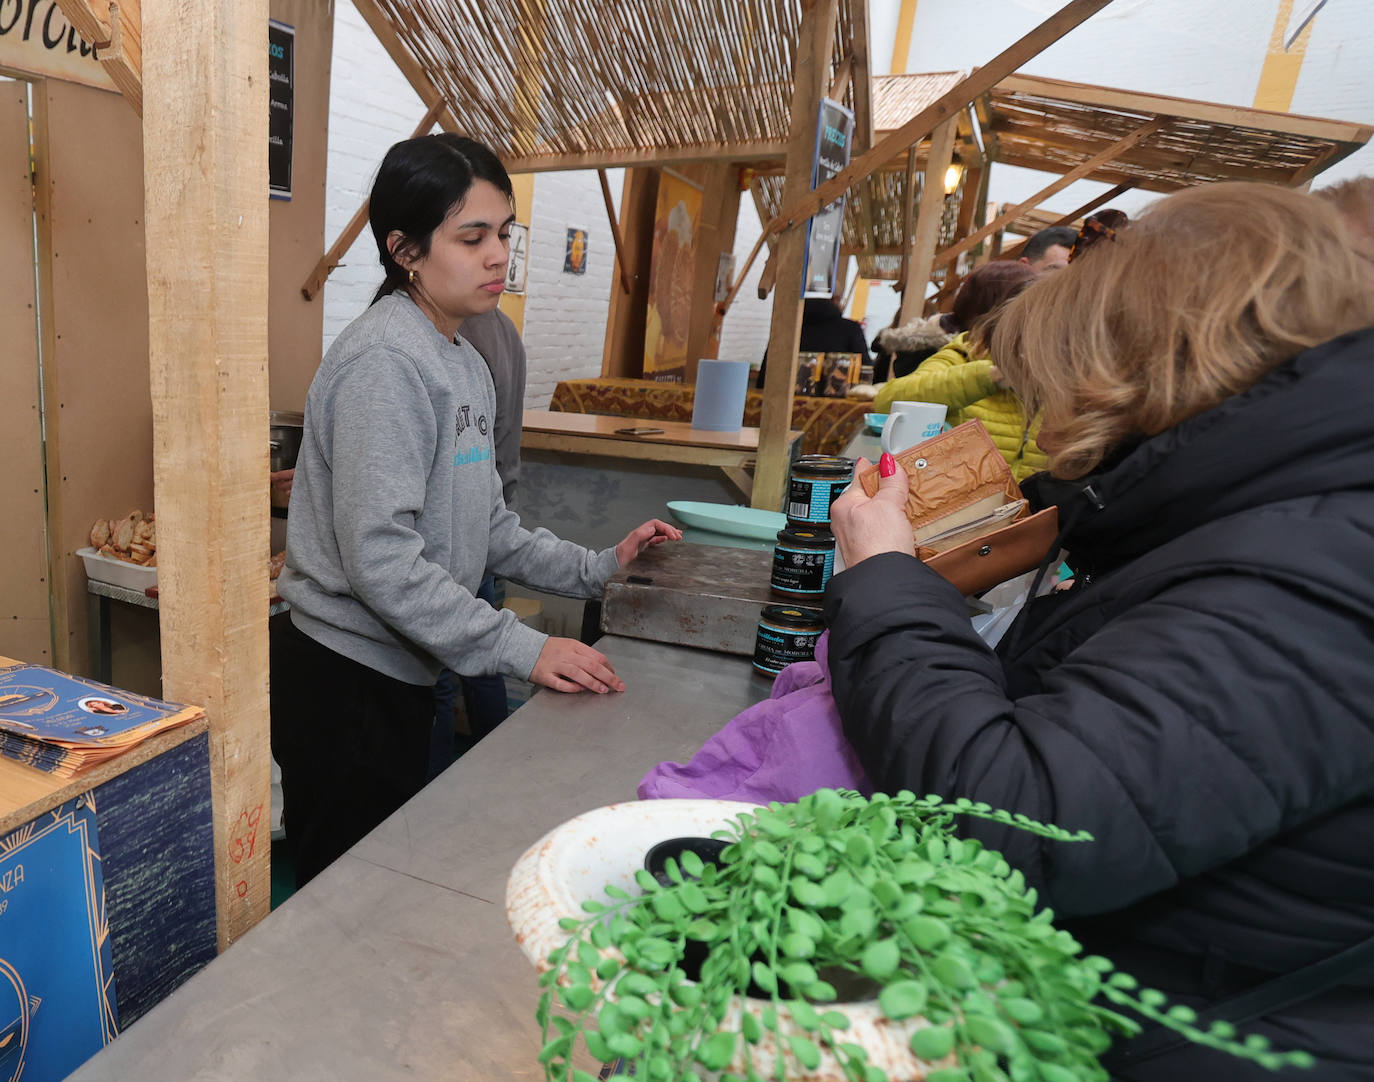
[{"left": 637, "top": 632, "right": 872, "bottom": 802}]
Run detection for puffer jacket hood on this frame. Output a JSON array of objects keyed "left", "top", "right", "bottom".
[
  {"left": 875, "top": 313, "right": 955, "bottom": 354},
  {"left": 1024, "top": 324, "right": 1374, "bottom": 574}
]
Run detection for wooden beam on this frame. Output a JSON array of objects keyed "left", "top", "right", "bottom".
[
  {"left": 1288, "top": 142, "right": 1345, "bottom": 188},
  {"left": 600, "top": 169, "right": 659, "bottom": 378},
  {"left": 933, "top": 117, "right": 1165, "bottom": 270},
  {"left": 597, "top": 170, "right": 633, "bottom": 296},
  {"left": 300, "top": 99, "right": 446, "bottom": 301},
  {"left": 753, "top": 0, "right": 840, "bottom": 511},
  {"left": 142, "top": 0, "right": 271, "bottom": 946},
  {"left": 896, "top": 146, "right": 919, "bottom": 297},
  {"left": 998, "top": 182, "right": 1134, "bottom": 260},
  {"left": 765, "top": 0, "right": 1118, "bottom": 238},
  {"left": 900, "top": 115, "right": 958, "bottom": 323},
  {"left": 991, "top": 151, "right": 1184, "bottom": 195},
  {"left": 53, "top": 0, "right": 143, "bottom": 114},
  {"left": 828, "top": 51, "right": 854, "bottom": 101},
  {"left": 351, "top": 0, "right": 462, "bottom": 134},
  {"left": 501, "top": 139, "right": 789, "bottom": 174},
  {"left": 850, "top": 0, "right": 875, "bottom": 157}
]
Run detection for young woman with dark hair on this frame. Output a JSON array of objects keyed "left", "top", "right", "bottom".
[{"left": 272, "top": 134, "right": 679, "bottom": 886}]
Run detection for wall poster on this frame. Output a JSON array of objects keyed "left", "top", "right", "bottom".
[
  {"left": 643, "top": 169, "right": 703, "bottom": 383},
  {"left": 505, "top": 222, "right": 529, "bottom": 294}
]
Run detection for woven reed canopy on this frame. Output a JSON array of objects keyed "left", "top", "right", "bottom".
[
  {"left": 835, "top": 71, "right": 1372, "bottom": 280},
  {"left": 353, "top": 0, "right": 868, "bottom": 173}
]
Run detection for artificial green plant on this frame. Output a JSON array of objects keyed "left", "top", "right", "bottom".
[{"left": 536, "top": 788, "right": 1311, "bottom": 1082}]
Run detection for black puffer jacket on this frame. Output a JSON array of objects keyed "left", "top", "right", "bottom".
[{"left": 825, "top": 328, "right": 1374, "bottom": 1079}]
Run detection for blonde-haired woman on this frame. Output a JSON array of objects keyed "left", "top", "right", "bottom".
[{"left": 825, "top": 183, "right": 1374, "bottom": 1079}]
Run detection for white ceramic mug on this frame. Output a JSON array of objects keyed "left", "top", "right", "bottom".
[{"left": 880, "top": 401, "right": 947, "bottom": 455}]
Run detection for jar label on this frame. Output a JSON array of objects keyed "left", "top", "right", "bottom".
[
  {"left": 753, "top": 621, "right": 822, "bottom": 675},
  {"left": 770, "top": 544, "right": 835, "bottom": 595},
  {"left": 786, "top": 477, "right": 851, "bottom": 524}
]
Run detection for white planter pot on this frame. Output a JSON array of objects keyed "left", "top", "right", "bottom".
[{"left": 507, "top": 799, "right": 949, "bottom": 1082}]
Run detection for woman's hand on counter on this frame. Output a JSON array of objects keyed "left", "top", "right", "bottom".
[
  {"left": 830, "top": 454, "right": 916, "bottom": 569},
  {"left": 615, "top": 519, "right": 683, "bottom": 567},
  {"left": 531, "top": 637, "right": 626, "bottom": 694}
]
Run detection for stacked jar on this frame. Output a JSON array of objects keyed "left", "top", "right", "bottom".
[{"left": 753, "top": 455, "right": 854, "bottom": 676}]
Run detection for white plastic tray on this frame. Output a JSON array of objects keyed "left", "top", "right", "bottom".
[{"left": 77, "top": 546, "right": 158, "bottom": 591}]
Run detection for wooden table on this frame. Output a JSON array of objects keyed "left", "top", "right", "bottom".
[
  {"left": 521, "top": 409, "right": 801, "bottom": 502},
  {"left": 65, "top": 635, "right": 768, "bottom": 1081}
]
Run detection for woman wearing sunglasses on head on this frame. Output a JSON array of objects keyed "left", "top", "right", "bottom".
[
  {"left": 272, "top": 135, "right": 679, "bottom": 887},
  {"left": 826, "top": 183, "right": 1374, "bottom": 1078}
]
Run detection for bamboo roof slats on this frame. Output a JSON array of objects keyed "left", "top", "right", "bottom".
[
  {"left": 356, "top": 0, "right": 864, "bottom": 173},
  {"left": 981, "top": 74, "right": 1371, "bottom": 193}
]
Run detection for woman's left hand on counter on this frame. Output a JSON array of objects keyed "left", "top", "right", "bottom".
[
  {"left": 616, "top": 519, "right": 683, "bottom": 567},
  {"left": 830, "top": 454, "right": 915, "bottom": 569}
]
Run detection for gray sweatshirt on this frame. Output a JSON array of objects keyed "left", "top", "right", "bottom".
[{"left": 280, "top": 293, "right": 619, "bottom": 685}]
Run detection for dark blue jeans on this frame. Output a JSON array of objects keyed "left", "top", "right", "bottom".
[{"left": 428, "top": 575, "right": 509, "bottom": 780}]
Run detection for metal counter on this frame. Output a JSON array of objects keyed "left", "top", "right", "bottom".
[{"left": 67, "top": 635, "right": 768, "bottom": 1082}]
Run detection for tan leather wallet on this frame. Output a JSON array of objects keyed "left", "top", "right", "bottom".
[{"left": 856, "top": 420, "right": 1059, "bottom": 595}]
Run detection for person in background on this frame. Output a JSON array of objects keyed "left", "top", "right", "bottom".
[
  {"left": 870, "top": 307, "right": 957, "bottom": 384},
  {"left": 871, "top": 226, "right": 1072, "bottom": 384},
  {"left": 1018, "top": 224, "right": 1077, "bottom": 272},
  {"left": 826, "top": 182, "right": 1374, "bottom": 1079},
  {"left": 873, "top": 260, "right": 1044, "bottom": 480},
  {"left": 273, "top": 133, "right": 680, "bottom": 886},
  {"left": 427, "top": 306, "right": 527, "bottom": 780},
  {"left": 754, "top": 296, "right": 870, "bottom": 389}
]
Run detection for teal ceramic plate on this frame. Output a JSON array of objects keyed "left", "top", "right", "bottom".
[
  {"left": 864, "top": 412, "right": 888, "bottom": 435},
  {"left": 666, "top": 501, "right": 788, "bottom": 542}
]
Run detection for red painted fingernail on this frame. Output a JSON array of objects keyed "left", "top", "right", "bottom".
[{"left": 880, "top": 453, "right": 896, "bottom": 478}]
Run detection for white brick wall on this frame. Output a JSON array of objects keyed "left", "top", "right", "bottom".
[{"left": 519, "top": 169, "right": 622, "bottom": 407}]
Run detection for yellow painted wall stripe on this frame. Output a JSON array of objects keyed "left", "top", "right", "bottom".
[
  {"left": 891, "top": 0, "right": 918, "bottom": 75},
  {"left": 1254, "top": 0, "right": 1315, "bottom": 113}
]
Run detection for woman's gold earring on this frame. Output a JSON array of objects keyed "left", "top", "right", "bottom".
[{"left": 407, "top": 269, "right": 416, "bottom": 284}]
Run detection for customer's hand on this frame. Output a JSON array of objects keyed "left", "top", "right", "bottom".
[
  {"left": 616, "top": 519, "right": 683, "bottom": 567},
  {"left": 987, "top": 365, "right": 1012, "bottom": 390},
  {"left": 269, "top": 468, "right": 295, "bottom": 509},
  {"left": 531, "top": 637, "right": 626, "bottom": 694},
  {"left": 829, "top": 454, "right": 916, "bottom": 569}
]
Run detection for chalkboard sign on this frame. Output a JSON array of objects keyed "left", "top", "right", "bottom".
[{"left": 268, "top": 20, "right": 295, "bottom": 200}]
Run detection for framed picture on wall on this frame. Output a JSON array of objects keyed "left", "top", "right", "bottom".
[
  {"left": 564, "top": 228, "right": 588, "bottom": 275},
  {"left": 505, "top": 222, "right": 529, "bottom": 294}
]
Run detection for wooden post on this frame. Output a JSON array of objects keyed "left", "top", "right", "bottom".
[
  {"left": 896, "top": 147, "right": 918, "bottom": 301},
  {"left": 601, "top": 169, "right": 661, "bottom": 378},
  {"left": 753, "top": 0, "right": 840, "bottom": 511},
  {"left": 597, "top": 170, "right": 634, "bottom": 298},
  {"left": 899, "top": 116, "right": 958, "bottom": 323},
  {"left": 142, "top": 0, "right": 271, "bottom": 946},
  {"left": 932, "top": 118, "right": 1165, "bottom": 270}
]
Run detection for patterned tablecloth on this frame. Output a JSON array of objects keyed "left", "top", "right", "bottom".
[{"left": 547, "top": 378, "right": 867, "bottom": 457}]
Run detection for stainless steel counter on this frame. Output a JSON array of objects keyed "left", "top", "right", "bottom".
[{"left": 67, "top": 635, "right": 768, "bottom": 1081}]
